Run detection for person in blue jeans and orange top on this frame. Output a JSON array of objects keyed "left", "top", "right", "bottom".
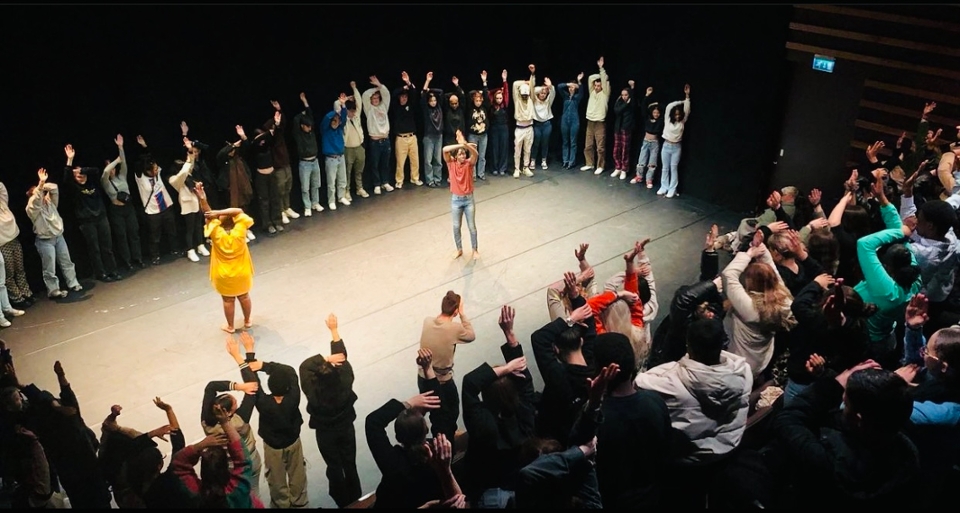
[
  {"left": 632, "top": 86, "right": 665, "bottom": 188},
  {"left": 443, "top": 131, "right": 480, "bottom": 260},
  {"left": 657, "top": 84, "right": 691, "bottom": 198},
  {"left": 487, "top": 70, "right": 511, "bottom": 176},
  {"left": 558, "top": 73, "right": 585, "bottom": 169}
]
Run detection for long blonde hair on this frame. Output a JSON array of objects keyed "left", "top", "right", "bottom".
[
  {"left": 601, "top": 300, "right": 650, "bottom": 370},
  {"left": 742, "top": 263, "right": 796, "bottom": 332}
]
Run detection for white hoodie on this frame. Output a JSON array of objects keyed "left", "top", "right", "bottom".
[
  {"left": 635, "top": 351, "right": 752, "bottom": 463},
  {"left": 900, "top": 195, "right": 960, "bottom": 302}
]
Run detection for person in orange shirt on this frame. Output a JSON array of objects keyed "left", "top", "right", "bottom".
[
  {"left": 587, "top": 240, "right": 651, "bottom": 367},
  {"left": 195, "top": 182, "right": 255, "bottom": 334},
  {"left": 443, "top": 130, "right": 480, "bottom": 260}
]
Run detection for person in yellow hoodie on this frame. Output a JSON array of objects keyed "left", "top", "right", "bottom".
[{"left": 581, "top": 57, "right": 610, "bottom": 175}]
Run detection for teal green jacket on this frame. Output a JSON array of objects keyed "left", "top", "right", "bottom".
[{"left": 853, "top": 203, "right": 921, "bottom": 346}]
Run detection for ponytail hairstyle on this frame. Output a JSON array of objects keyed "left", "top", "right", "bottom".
[{"left": 879, "top": 243, "right": 921, "bottom": 290}]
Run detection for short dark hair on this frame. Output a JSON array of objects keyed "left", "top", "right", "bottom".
[
  {"left": 441, "top": 291, "right": 460, "bottom": 316},
  {"left": 555, "top": 325, "right": 584, "bottom": 354},
  {"left": 395, "top": 408, "right": 427, "bottom": 447},
  {"left": 592, "top": 333, "right": 635, "bottom": 390},
  {"left": 686, "top": 319, "right": 725, "bottom": 363},
  {"left": 918, "top": 199, "right": 958, "bottom": 237},
  {"left": 482, "top": 376, "right": 520, "bottom": 417},
  {"left": 345, "top": 100, "right": 357, "bottom": 111},
  {"left": 845, "top": 368, "right": 912, "bottom": 437},
  {"left": 214, "top": 393, "right": 234, "bottom": 414},
  {"left": 267, "top": 367, "right": 296, "bottom": 397}
]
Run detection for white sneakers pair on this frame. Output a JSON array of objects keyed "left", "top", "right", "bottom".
[
  {"left": 187, "top": 244, "right": 210, "bottom": 262},
  {"left": 331, "top": 196, "right": 352, "bottom": 211},
  {"left": 0, "top": 308, "right": 24, "bottom": 328},
  {"left": 610, "top": 170, "right": 628, "bottom": 180}
]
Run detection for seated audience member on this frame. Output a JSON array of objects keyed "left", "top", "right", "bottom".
[
  {"left": 213, "top": 333, "right": 263, "bottom": 498},
  {"left": 299, "top": 313, "right": 362, "bottom": 508},
  {"left": 514, "top": 436, "right": 602, "bottom": 509},
  {"left": 173, "top": 403, "right": 263, "bottom": 508},
  {"left": 766, "top": 230, "right": 823, "bottom": 295},
  {"left": 365, "top": 389, "right": 442, "bottom": 509},
  {"left": 601, "top": 239, "right": 659, "bottom": 369},
  {"left": 461, "top": 306, "right": 536, "bottom": 507},
  {"left": 721, "top": 237, "right": 796, "bottom": 381},
  {"left": 769, "top": 362, "right": 919, "bottom": 509},
  {"left": 635, "top": 318, "right": 752, "bottom": 464},
  {"left": 531, "top": 293, "right": 596, "bottom": 446},
  {"left": 785, "top": 275, "right": 872, "bottom": 405},
  {"left": 585, "top": 332, "right": 672, "bottom": 509}
]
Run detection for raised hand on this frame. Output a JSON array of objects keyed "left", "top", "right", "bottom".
[
  {"left": 115, "top": 134, "right": 124, "bottom": 146},
  {"left": 844, "top": 169, "right": 859, "bottom": 192},
  {"left": 369, "top": 75, "right": 380, "bottom": 86},
  {"left": 239, "top": 331, "right": 255, "bottom": 353},
  {"left": 325, "top": 353, "right": 346, "bottom": 366},
  {"left": 235, "top": 125, "right": 245, "bottom": 138},
  {"left": 578, "top": 266, "right": 595, "bottom": 285},
  {"left": 563, "top": 271, "right": 579, "bottom": 299},
  {"left": 299, "top": 92, "right": 308, "bottom": 104},
  {"left": 628, "top": 79, "right": 635, "bottom": 89},
  {"left": 225, "top": 335, "right": 240, "bottom": 357},
  {"left": 926, "top": 128, "right": 942, "bottom": 145},
  {"left": 451, "top": 76, "right": 459, "bottom": 87},
  {"left": 212, "top": 403, "right": 230, "bottom": 424},
  {"left": 53, "top": 361, "right": 65, "bottom": 377},
  {"left": 528, "top": 64, "right": 536, "bottom": 74},
  {"left": 543, "top": 77, "right": 552, "bottom": 88},
  {"left": 645, "top": 86, "right": 653, "bottom": 96},
  {"left": 38, "top": 168, "right": 48, "bottom": 184},
  {"left": 137, "top": 135, "right": 147, "bottom": 147},
  {"left": 836, "top": 360, "right": 882, "bottom": 388},
  {"left": 766, "top": 190, "right": 782, "bottom": 210},
  {"left": 574, "top": 243, "right": 589, "bottom": 262},
  {"left": 804, "top": 353, "right": 826, "bottom": 376},
  {"left": 895, "top": 363, "right": 920, "bottom": 385},
  {"left": 808, "top": 217, "right": 829, "bottom": 230},
  {"left": 180, "top": 121, "right": 189, "bottom": 136},
  {"left": 808, "top": 188, "right": 822, "bottom": 207},
  {"left": 505, "top": 356, "right": 528, "bottom": 378},
  {"left": 197, "top": 433, "right": 228, "bottom": 449},
  {"left": 618, "top": 290, "right": 640, "bottom": 304},
  {"left": 905, "top": 293, "right": 929, "bottom": 329},
  {"left": 637, "top": 263, "right": 652, "bottom": 277},
  {"left": 111, "top": 404, "right": 122, "bottom": 416},
  {"left": 64, "top": 144, "right": 75, "bottom": 160},
  {"left": 235, "top": 381, "right": 258, "bottom": 395},
  {"left": 325, "top": 313, "right": 338, "bottom": 331},
  {"left": 684, "top": 83, "right": 691, "bottom": 96},
  {"left": 746, "top": 241, "right": 768, "bottom": 260},
  {"left": 407, "top": 391, "right": 441, "bottom": 412},
  {"left": 270, "top": 100, "right": 280, "bottom": 111},
  {"left": 148, "top": 424, "right": 173, "bottom": 441},
  {"left": 498, "top": 305, "right": 515, "bottom": 333},
  {"left": 637, "top": 237, "right": 651, "bottom": 253},
  {"left": 425, "top": 72, "right": 433, "bottom": 82},
  {"left": 425, "top": 433, "right": 454, "bottom": 473},
  {"left": 577, "top": 71, "right": 584, "bottom": 82},
  {"left": 923, "top": 101, "right": 937, "bottom": 116},
  {"left": 416, "top": 348, "right": 433, "bottom": 370},
  {"left": 865, "top": 140, "right": 884, "bottom": 161},
  {"left": 597, "top": 56, "right": 604, "bottom": 68},
  {"left": 273, "top": 110, "right": 282, "bottom": 126},
  {"left": 705, "top": 223, "right": 719, "bottom": 250},
  {"left": 455, "top": 129, "right": 466, "bottom": 145},
  {"left": 902, "top": 170, "right": 921, "bottom": 197},
  {"left": 193, "top": 182, "right": 206, "bottom": 200},
  {"left": 338, "top": 92, "right": 348, "bottom": 104},
  {"left": 480, "top": 70, "right": 487, "bottom": 83},
  {"left": 897, "top": 131, "right": 907, "bottom": 148},
  {"left": 587, "top": 363, "right": 619, "bottom": 405},
  {"left": 153, "top": 397, "right": 172, "bottom": 411},
  {"left": 502, "top": 69, "right": 508, "bottom": 81},
  {"left": 767, "top": 221, "right": 789, "bottom": 233},
  {"left": 813, "top": 273, "right": 835, "bottom": 290}
]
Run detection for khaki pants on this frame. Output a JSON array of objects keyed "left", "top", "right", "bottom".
[
  {"left": 514, "top": 125, "right": 534, "bottom": 171},
  {"left": 584, "top": 120, "right": 607, "bottom": 169},
  {"left": 345, "top": 146, "right": 366, "bottom": 199},
  {"left": 263, "top": 438, "right": 308, "bottom": 508},
  {"left": 395, "top": 134, "right": 420, "bottom": 184}
]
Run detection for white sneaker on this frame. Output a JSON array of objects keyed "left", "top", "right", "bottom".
[
  {"left": 281, "top": 213, "right": 290, "bottom": 225},
  {"left": 0, "top": 318, "right": 10, "bottom": 328},
  {"left": 187, "top": 249, "right": 200, "bottom": 262},
  {"left": 329, "top": 202, "right": 337, "bottom": 211},
  {"left": 374, "top": 186, "right": 382, "bottom": 195},
  {"left": 541, "top": 159, "right": 548, "bottom": 170},
  {"left": 70, "top": 284, "right": 83, "bottom": 292},
  {"left": 610, "top": 169, "right": 620, "bottom": 178},
  {"left": 246, "top": 230, "right": 256, "bottom": 241},
  {"left": 304, "top": 208, "right": 312, "bottom": 217},
  {"left": 513, "top": 169, "right": 521, "bottom": 178},
  {"left": 395, "top": 182, "right": 403, "bottom": 190},
  {"left": 412, "top": 180, "right": 424, "bottom": 186},
  {"left": 358, "top": 189, "right": 370, "bottom": 198},
  {"left": 339, "top": 197, "right": 351, "bottom": 206},
  {"left": 523, "top": 168, "right": 534, "bottom": 177},
  {"left": 285, "top": 208, "right": 300, "bottom": 219},
  {"left": 268, "top": 226, "right": 277, "bottom": 234},
  {"left": 630, "top": 176, "right": 640, "bottom": 184},
  {"left": 383, "top": 183, "right": 395, "bottom": 192},
  {"left": 619, "top": 170, "right": 627, "bottom": 180},
  {"left": 3, "top": 308, "right": 24, "bottom": 317},
  {"left": 312, "top": 203, "right": 325, "bottom": 212},
  {"left": 345, "top": 193, "right": 353, "bottom": 202},
  {"left": 594, "top": 167, "right": 605, "bottom": 175},
  {"left": 197, "top": 244, "right": 210, "bottom": 256},
  {"left": 580, "top": 165, "right": 593, "bottom": 171}
]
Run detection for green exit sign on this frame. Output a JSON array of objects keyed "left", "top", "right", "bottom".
[{"left": 813, "top": 54, "right": 835, "bottom": 73}]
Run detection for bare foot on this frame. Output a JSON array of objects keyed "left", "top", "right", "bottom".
[
  {"left": 453, "top": 249, "right": 463, "bottom": 259},
  {"left": 221, "top": 324, "right": 236, "bottom": 334},
  {"left": 472, "top": 250, "right": 480, "bottom": 260}
]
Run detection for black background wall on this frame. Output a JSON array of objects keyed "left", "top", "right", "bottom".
[{"left": 5, "top": 5, "right": 792, "bottom": 286}]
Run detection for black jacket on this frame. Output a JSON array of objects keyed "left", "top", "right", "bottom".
[
  {"left": 613, "top": 89, "right": 637, "bottom": 132},
  {"left": 787, "top": 282, "right": 869, "bottom": 385},
  {"left": 299, "top": 339, "right": 358, "bottom": 430}
]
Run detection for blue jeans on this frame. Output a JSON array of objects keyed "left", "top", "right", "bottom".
[
  {"left": 299, "top": 158, "right": 321, "bottom": 209},
  {"left": 35, "top": 235, "right": 80, "bottom": 295},
  {"left": 0, "top": 250, "right": 12, "bottom": 314},
  {"left": 532, "top": 120, "right": 553, "bottom": 164},
  {"left": 658, "top": 141, "right": 682, "bottom": 196},
  {"left": 368, "top": 138, "right": 392, "bottom": 188},
  {"left": 467, "top": 133, "right": 488, "bottom": 178},
  {"left": 783, "top": 379, "right": 810, "bottom": 407},
  {"left": 488, "top": 125, "right": 509, "bottom": 173},
  {"left": 560, "top": 115, "right": 579, "bottom": 165},
  {"left": 423, "top": 134, "right": 443, "bottom": 184},
  {"left": 324, "top": 155, "right": 347, "bottom": 205},
  {"left": 476, "top": 488, "right": 515, "bottom": 509},
  {"left": 636, "top": 138, "right": 660, "bottom": 182},
  {"left": 451, "top": 194, "right": 477, "bottom": 251}
]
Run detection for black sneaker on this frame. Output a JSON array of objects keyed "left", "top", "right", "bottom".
[
  {"left": 151, "top": 257, "right": 161, "bottom": 266},
  {"left": 109, "top": 273, "right": 124, "bottom": 281},
  {"left": 97, "top": 274, "right": 114, "bottom": 283}
]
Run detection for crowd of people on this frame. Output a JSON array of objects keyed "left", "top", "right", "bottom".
[{"left": 1, "top": 59, "right": 959, "bottom": 509}]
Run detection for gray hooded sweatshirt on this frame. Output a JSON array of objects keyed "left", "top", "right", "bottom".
[{"left": 635, "top": 350, "right": 752, "bottom": 463}]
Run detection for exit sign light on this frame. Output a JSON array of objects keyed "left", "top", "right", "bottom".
[{"left": 813, "top": 54, "right": 835, "bottom": 73}]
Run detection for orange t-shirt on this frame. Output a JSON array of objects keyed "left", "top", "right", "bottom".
[{"left": 448, "top": 159, "right": 474, "bottom": 196}]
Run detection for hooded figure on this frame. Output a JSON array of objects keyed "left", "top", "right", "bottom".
[{"left": 635, "top": 320, "right": 752, "bottom": 464}]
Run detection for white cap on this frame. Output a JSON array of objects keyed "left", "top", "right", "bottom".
[{"left": 519, "top": 83, "right": 530, "bottom": 95}]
